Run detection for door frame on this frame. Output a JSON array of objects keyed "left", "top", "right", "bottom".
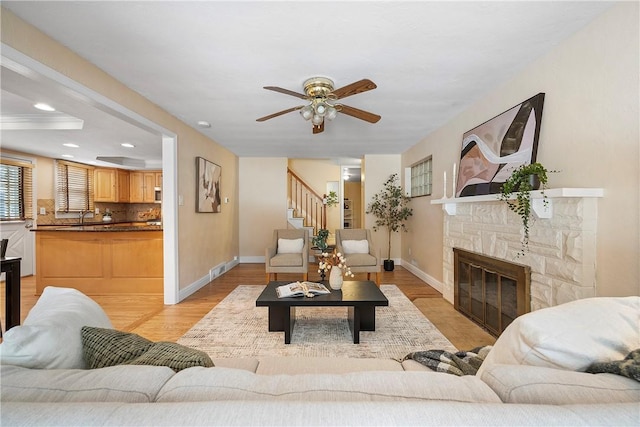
[{"left": 2, "top": 45, "right": 180, "bottom": 304}]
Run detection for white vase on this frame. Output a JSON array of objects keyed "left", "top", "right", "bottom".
[{"left": 328, "top": 266, "right": 343, "bottom": 290}]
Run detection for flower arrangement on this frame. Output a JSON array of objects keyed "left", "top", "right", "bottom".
[{"left": 317, "top": 250, "right": 355, "bottom": 278}]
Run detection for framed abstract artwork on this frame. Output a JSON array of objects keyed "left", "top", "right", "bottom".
[
  {"left": 455, "top": 93, "right": 545, "bottom": 197},
  {"left": 196, "top": 157, "right": 222, "bottom": 213}
]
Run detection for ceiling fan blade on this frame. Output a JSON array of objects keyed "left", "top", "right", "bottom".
[
  {"left": 338, "top": 104, "right": 381, "bottom": 123},
  {"left": 312, "top": 121, "right": 324, "bottom": 134},
  {"left": 332, "top": 79, "right": 377, "bottom": 99},
  {"left": 256, "top": 106, "right": 303, "bottom": 122},
  {"left": 263, "top": 86, "right": 308, "bottom": 99}
]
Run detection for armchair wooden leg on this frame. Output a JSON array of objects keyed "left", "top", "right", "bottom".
[
  {"left": 376, "top": 272, "right": 380, "bottom": 286},
  {"left": 303, "top": 272, "right": 308, "bottom": 281},
  {"left": 266, "top": 273, "right": 270, "bottom": 283}
]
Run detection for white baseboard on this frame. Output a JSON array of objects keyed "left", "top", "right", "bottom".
[
  {"left": 239, "top": 256, "right": 265, "bottom": 263},
  {"left": 178, "top": 257, "right": 241, "bottom": 302},
  {"left": 400, "top": 259, "right": 444, "bottom": 294}
]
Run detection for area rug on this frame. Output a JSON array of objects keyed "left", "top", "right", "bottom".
[{"left": 178, "top": 285, "right": 456, "bottom": 360}]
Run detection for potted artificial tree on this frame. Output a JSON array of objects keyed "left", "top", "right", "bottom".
[
  {"left": 366, "top": 173, "right": 413, "bottom": 271},
  {"left": 499, "top": 162, "right": 554, "bottom": 257}
]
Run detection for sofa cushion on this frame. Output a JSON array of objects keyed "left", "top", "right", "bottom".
[
  {"left": 156, "top": 366, "right": 501, "bottom": 403},
  {"left": 256, "top": 357, "right": 404, "bottom": 375},
  {"left": 345, "top": 253, "right": 377, "bottom": 267},
  {"left": 0, "top": 286, "right": 112, "bottom": 369},
  {"left": 342, "top": 239, "right": 369, "bottom": 254},
  {"left": 269, "top": 253, "right": 303, "bottom": 267},
  {"left": 0, "top": 364, "right": 174, "bottom": 403},
  {"left": 277, "top": 238, "right": 303, "bottom": 254},
  {"left": 81, "top": 326, "right": 214, "bottom": 372},
  {"left": 480, "top": 364, "right": 640, "bottom": 404},
  {"left": 2, "top": 402, "right": 640, "bottom": 426},
  {"left": 477, "top": 296, "right": 640, "bottom": 375}
]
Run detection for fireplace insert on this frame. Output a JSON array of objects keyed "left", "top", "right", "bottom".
[{"left": 453, "top": 248, "right": 531, "bottom": 336}]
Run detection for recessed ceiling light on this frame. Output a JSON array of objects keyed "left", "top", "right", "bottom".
[
  {"left": 34, "top": 103, "right": 55, "bottom": 112},
  {"left": 63, "top": 143, "right": 79, "bottom": 148},
  {"left": 121, "top": 143, "right": 135, "bottom": 148},
  {"left": 197, "top": 121, "right": 211, "bottom": 128},
  {"left": 61, "top": 154, "right": 74, "bottom": 158}
]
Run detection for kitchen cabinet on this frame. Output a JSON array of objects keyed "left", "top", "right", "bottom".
[
  {"left": 94, "top": 168, "right": 130, "bottom": 202},
  {"left": 155, "top": 172, "right": 162, "bottom": 188},
  {"left": 117, "top": 169, "right": 130, "bottom": 202},
  {"left": 35, "top": 228, "right": 163, "bottom": 294},
  {"left": 94, "top": 168, "right": 117, "bottom": 202},
  {"left": 130, "top": 170, "right": 160, "bottom": 203}
]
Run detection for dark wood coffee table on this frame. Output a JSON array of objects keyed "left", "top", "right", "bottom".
[{"left": 256, "top": 280, "right": 389, "bottom": 344}]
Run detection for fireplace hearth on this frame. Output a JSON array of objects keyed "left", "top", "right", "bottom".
[{"left": 454, "top": 248, "right": 530, "bottom": 336}]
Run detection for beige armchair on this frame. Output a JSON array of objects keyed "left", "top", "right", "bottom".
[
  {"left": 335, "top": 229, "right": 381, "bottom": 285},
  {"left": 265, "top": 229, "right": 309, "bottom": 283}
]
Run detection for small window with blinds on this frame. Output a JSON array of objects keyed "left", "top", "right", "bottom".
[
  {"left": 410, "top": 156, "right": 432, "bottom": 197},
  {"left": 55, "top": 160, "right": 94, "bottom": 213},
  {"left": 0, "top": 158, "right": 34, "bottom": 221}
]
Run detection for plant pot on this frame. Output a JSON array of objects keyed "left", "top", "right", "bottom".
[
  {"left": 383, "top": 259, "right": 394, "bottom": 271},
  {"left": 528, "top": 174, "right": 541, "bottom": 190}
]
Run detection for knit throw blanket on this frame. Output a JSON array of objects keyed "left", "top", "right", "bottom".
[
  {"left": 586, "top": 349, "right": 640, "bottom": 382},
  {"left": 402, "top": 345, "right": 493, "bottom": 376}
]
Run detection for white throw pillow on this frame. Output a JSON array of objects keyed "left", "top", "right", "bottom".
[
  {"left": 477, "top": 296, "right": 640, "bottom": 376},
  {"left": 0, "top": 286, "right": 113, "bottom": 369},
  {"left": 277, "top": 238, "right": 304, "bottom": 254},
  {"left": 342, "top": 239, "right": 369, "bottom": 254}
]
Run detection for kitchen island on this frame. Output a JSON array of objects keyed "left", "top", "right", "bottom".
[{"left": 32, "top": 223, "right": 163, "bottom": 295}]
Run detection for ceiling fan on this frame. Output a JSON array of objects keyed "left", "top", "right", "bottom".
[{"left": 256, "top": 77, "right": 381, "bottom": 134}]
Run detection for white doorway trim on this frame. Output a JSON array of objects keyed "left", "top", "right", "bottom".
[{"left": 1, "top": 45, "right": 180, "bottom": 305}]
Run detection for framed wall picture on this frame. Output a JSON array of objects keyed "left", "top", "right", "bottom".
[
  {"left": 196, "top": 157, "right": 222, "bottom": 213},
  {"left": 455, "top": 93, "right": 545, "bottom": 197}
]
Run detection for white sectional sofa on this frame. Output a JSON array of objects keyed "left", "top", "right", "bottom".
[{"left": 1, "top": 288, "right": 638, "bottom": 426}]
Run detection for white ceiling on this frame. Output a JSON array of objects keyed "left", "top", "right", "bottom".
[{"left": 1, "top": 1, "right": 613, "bottom": 164}]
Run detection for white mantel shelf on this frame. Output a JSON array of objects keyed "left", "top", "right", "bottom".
[{"left": 431, "top": 188, "right": 604, "bottom": 217}]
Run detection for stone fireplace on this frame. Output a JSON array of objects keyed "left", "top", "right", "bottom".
[{"left": 433, "top": 188, "right": 603, "bottom": 311}]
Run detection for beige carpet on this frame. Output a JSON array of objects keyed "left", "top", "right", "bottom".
[{"left": 178, "top": 285, "right": 456, "bottom": 360}]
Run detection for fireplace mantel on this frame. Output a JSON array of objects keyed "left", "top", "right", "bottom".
[{"left": 432, "top": 188, "right": 603, "bottom": 217}]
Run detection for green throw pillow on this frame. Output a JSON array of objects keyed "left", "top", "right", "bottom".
[{"left": 81, "top": 326, "right": 214, "bottom": 372}]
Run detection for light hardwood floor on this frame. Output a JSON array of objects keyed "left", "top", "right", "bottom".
[{"left": 2, "top": 264, "right": 495, "bottom": 350}]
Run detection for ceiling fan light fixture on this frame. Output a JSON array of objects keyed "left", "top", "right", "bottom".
[
  {"left": 315, "top": 102, "right": 327, "bottom": 116},
  {"left": 325, "top": 106, "right": 337, "bottom": 120},
  {"left": 311, "top": 114, "right": 323, "bottom": 126},
  {"left": 300, "top": 105, "right": 313, "bottom": 120}
]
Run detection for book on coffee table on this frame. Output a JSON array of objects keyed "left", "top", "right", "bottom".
[{"left": 276, "top": 281, "right": 331, "bottom": 298}]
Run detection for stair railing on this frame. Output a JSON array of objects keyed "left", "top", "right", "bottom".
[{"left": 287, "top": 168, "right": 326, "bottom": 234}]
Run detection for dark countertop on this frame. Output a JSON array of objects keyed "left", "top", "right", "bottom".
[{"left": 31, "top": 222, "right": 162, "bottom": 232}]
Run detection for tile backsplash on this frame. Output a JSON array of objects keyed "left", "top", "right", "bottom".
[{"left": 36, "top": 199, "right": 161, "bottom": 225}]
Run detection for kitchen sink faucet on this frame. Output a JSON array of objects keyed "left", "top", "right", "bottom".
[{"left": 79, "top": 210, "right": 92, "bottom": 225}]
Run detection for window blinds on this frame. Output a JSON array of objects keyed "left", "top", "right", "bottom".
[
  {"left": 0, "top": 158, "right": 34, "bottom": 221},
  {"left": 55, "top": 160, "right": 94, "bottom": 212}
]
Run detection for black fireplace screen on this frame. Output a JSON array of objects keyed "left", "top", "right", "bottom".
[{"left": 454, "top": 248, "right": 530, "bottom": 337}]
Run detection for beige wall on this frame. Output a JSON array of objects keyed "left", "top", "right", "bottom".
[
  {"left": 402, "top": 3, "right": 640, "bottom": 297},
  {"left": 239, "top": 157, "right": 287, "bottom": 259},
  {"left": 363, "top": 154, "right": 403, "bottom": 261},
  {"left": 2, "top": 9, "right": 240, "bottom": 292}
]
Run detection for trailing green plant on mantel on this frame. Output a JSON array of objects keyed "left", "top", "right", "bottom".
[{"left": 499, "top": 162, "right": 556, "bottom": 257}]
